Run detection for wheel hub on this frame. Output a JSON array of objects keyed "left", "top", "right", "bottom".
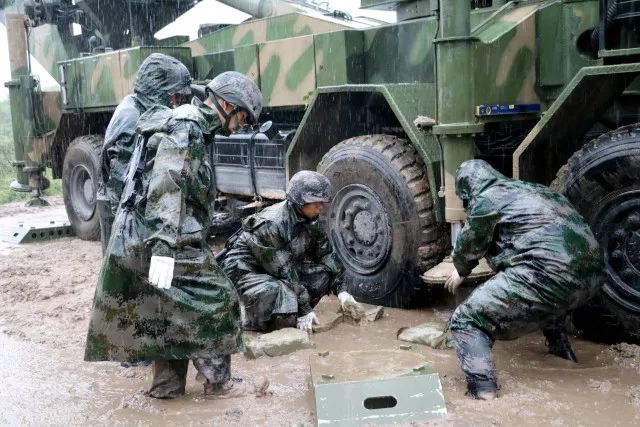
[
  {"left": 595, "top": 189, "right": 640, "bottom": 314},
  {"left": 71, "top": 165, "right": 96, "bottom": 221},
  {"left": 327, "top": 184, "right": 391, "bottom": 275}
]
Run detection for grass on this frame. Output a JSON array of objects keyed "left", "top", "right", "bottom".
[
  {"left": 0, "top": 100, "right": 63, "bottom": 205},
  {"left": 0, "top": 169, "right": 62, "bottom": 205}
]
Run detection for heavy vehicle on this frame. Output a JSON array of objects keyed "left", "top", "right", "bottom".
[{"left": 3, "top": 0, "right": 640, "bottom": 340}]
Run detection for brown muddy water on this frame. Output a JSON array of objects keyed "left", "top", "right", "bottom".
[{"left": 0, "top": 199, "right": 639, "bottom": 426}]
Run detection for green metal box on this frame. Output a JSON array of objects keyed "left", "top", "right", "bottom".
[{"left": 310, "top": 350, "right": 446, "bottom": 426}]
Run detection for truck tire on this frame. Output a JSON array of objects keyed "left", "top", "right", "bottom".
[
  {"left": 551, "top": 124, "right": 640, "bottom": 341},
  {"left": 62, "top": 135, "right": 103, "bottom": 241},
  {"left": 317, "top": 135, "right": 444, "bottom": 308}
]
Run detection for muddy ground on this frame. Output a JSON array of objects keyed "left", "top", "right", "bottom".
[{"left": 0, "top": 198, "right": 639, "bottom": 426}]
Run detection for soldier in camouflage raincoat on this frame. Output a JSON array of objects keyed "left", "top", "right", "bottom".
[
  {"left": 445, "top": 160, "right": 604, "bottom": 400},
  {"left": 97, "top": 53, "right": 192, "bottom": 253},
  {"left": 221, "top": 171, "right": 347, "bottom": 332},
  {"left": 85, "top": 72, "right": 263, "bottom": 399}
]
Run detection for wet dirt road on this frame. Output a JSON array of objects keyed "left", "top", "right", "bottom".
[{"left": 0, "top": 199, "right": 639, "bottom": 426}]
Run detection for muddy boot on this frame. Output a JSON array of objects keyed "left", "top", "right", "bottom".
[
  {"left": 204, "top": 379, "right": 247, "bottom": 400},
  {"left": 543, "top": 324, "right": 577, "bottom": 362},
  {"left": 271, "top": 314, "right": 297, "bottom": 330},
  {"left": 451, "top": 327, "right": 499, "bottom": 400},
  {"left": 466, "top": 380, "right": 498, "bottom": 400},
  {"left": 148, "top": 360, "right": 188, "bottom": 399}
]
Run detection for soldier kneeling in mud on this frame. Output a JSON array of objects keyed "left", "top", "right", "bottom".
[
  {"left": 220, "top": 171, "right": 360, "bottom": 332},
  {"left": 85, "top": 71, "right": 264, "bottom": 399},
  {"left": 444, "top": 160, "right": 604, "bottom": 400}
]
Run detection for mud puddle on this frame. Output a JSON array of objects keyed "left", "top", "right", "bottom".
[{"left": 0, "top": 200, "right": 639, "bottom": 426}]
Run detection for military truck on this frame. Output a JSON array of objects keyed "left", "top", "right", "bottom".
[{"left": 3, "top": 0, "right": 640, "bottom": 340}]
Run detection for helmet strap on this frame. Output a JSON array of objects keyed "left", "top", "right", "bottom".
[{"left": 209, "top": 94, "right": 239, "bottom": 134}]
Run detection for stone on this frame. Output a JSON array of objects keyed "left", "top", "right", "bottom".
[
  {"left": 314, "top": 311, "right": 343, "bottom": 333},
  {"left": 397, "top": 322, "right": 451, "bottom": 349},
  {"left": 342, "top": 301, "right": 366, "bottom": 323},
  {"left": 364, "top": 305, "right": 384, "bottom": 322},
  {"left": 312, "top": 295, "right": 344, "bottom": 333},
  {"left": 422, "top": 256, "right": 494, "bottom": 284},
  {"left": 343, "top": 302, "right": 384, "bottom": 325},
  {"left": 244, "top": 328, "right": 315, "bottom": 359}
]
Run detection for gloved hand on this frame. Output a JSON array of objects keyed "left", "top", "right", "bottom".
[
  {"left": 445, "top": 268, "right": 464, "bottom": 294},
  {"left": 296, "top": 312, "right": 319, "bottom": 333},
  {"left": 337, "top": 291, "right": 357, "bottom": 309},
  {"left": 148, "top": 256, "right": 175, "bottom": 289},
  {"left": 337, "top": 290, "right": 366, "bottom": 321}
]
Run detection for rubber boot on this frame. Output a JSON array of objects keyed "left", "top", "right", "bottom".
[
  {"left": 148, "top": 360, "right": 188, "bottom": 399},
  {"left": 543, "top": 327, "right": 577, "bottom": 362},
  {"left": 204, "top": 378, "right": 247, "bottom": 400},
  {"left": 466, "top": 380, "right": 498, "bottom": 401},
  {"left": 451, "top": 328, "right": 499, "bottom": 400}
]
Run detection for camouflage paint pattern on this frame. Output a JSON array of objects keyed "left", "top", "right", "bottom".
[
  {"left": 85, "top": 104, "right": 243, "bottom": 362},
  {"left": 28, "top": 24, "right": 76, "bottom": 79},
  {"left": 220, "top": 200, "right": 344, "bottom": 330},
  {"left": 184, "top": 13, "right": 347, "bottom": 55},
  {"left": 61, "top": 47, "right": 193, "bottom": 110},
  {"left": 5, "top": 1, "right": 614, "bottom": 202}
]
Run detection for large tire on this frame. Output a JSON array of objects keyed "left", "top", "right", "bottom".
[
  {"left": 317, "top": 135, "right": 444, "bottom": 308},
  {"left": 62, "top": 135, "right": 103, "bottom": 241},
  {"left": 551, "top": 124, "right": 640, "bottom": 341}
]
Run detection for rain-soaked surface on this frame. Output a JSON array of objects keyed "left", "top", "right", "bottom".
[{"left": 1, "top": 198, "right": 639, "bottom": 426}]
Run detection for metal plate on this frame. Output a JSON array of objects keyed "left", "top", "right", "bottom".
[
  {"left": 2, "top": 221, "right": 74, "bottom": 244},
  {"left": 310, "top": 350, "right": 447, "bottom": 426}
]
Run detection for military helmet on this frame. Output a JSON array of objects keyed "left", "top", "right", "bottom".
[
  {"left": 455, "top": 159, "right": 506, "bottom": 201},
  {"left": 286, "top": 171, "right": 332, "bottom": 207},
  {"left": 206, "top": 71, "right": 263, "bottom": 124},
  {"left": 134, "top": 53, "right": 192, "bottom": 109}
]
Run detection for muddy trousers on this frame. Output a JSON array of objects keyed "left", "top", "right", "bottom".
[
  {"left": 449, "top": 269, "right": 582, "bottom": 396},
  {"left": 149, "top": 355, "right": 231, "bottom": 399},
  {"left": 236, "top": 270, "right": 332, "bottom": 331},
  {"left": 451, "top": 318, "right": 569, "bottom": 396},
  {"left": 450, "top": 328, "right": 497, "bottom": 396}
]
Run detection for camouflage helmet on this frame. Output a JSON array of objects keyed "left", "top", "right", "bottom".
[
  {"left": 206, "top": 71, "right": 263, "bottom": 124},
  {"left": 286, "top": 171, "right": 332, "bottom": 207},
  {"left": 134, "top": 53, "right": 192, "bottom": 110}
]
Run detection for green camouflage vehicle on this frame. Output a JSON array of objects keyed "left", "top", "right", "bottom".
[{"left": 3, "top": 0, "right": 640, "bottom": 340}]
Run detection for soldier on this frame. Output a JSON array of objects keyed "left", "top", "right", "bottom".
[
  {"left": 85, "top": 72, "right": 263, "bottom": 400},
  {"left": 97, "top": 53, "right": 192, "bottom": 253},
  {"left": 444, "top": 159, "right": 604, "bottom": 400},
  {"left": 220, "top": 171, "right": 356, "bottom": 332}
]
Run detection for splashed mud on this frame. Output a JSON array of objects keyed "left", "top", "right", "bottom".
[{"left": 0, "top": 199, "right": 639, "bottom": 426}]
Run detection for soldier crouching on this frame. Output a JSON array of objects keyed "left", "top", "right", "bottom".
[
  {"left": 444, "top": 160, "right": 604, "bottom": 400},
  {"left": 220, "top": 171, "right": 359, "bottom": 332}
]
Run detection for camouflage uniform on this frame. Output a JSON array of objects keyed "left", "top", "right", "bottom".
[
  {"left": 85, "top": 101, "right": 242, "bottom": 398},
  {"left": 448, "top": 160, "right": 604, "bottom": 397},
  {"left": 221, "top": 172, "right": 344, "bottom": 331},
  {"left": 97, "top": 53, "right": 191, "bottom": 252}
]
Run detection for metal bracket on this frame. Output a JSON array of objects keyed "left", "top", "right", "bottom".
[{"left": 2, "top": 221, "right": 75, "bottom": 244}]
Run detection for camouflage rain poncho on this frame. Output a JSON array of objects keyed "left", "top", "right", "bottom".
[
  {"left": 449, "top": 160, "right": 604, "bottom": 336},
  {"left": 221, "top": 200, "right": 344, "bottom": 331},
  {"left": 97, "top": 53, "right": 191, "bottom": 251},
  {"left": 448, "top": 160, "right": 604, "bottom": 394},
  {"left": 85, "top": 102, "right": 242, "bottom": 362}
]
